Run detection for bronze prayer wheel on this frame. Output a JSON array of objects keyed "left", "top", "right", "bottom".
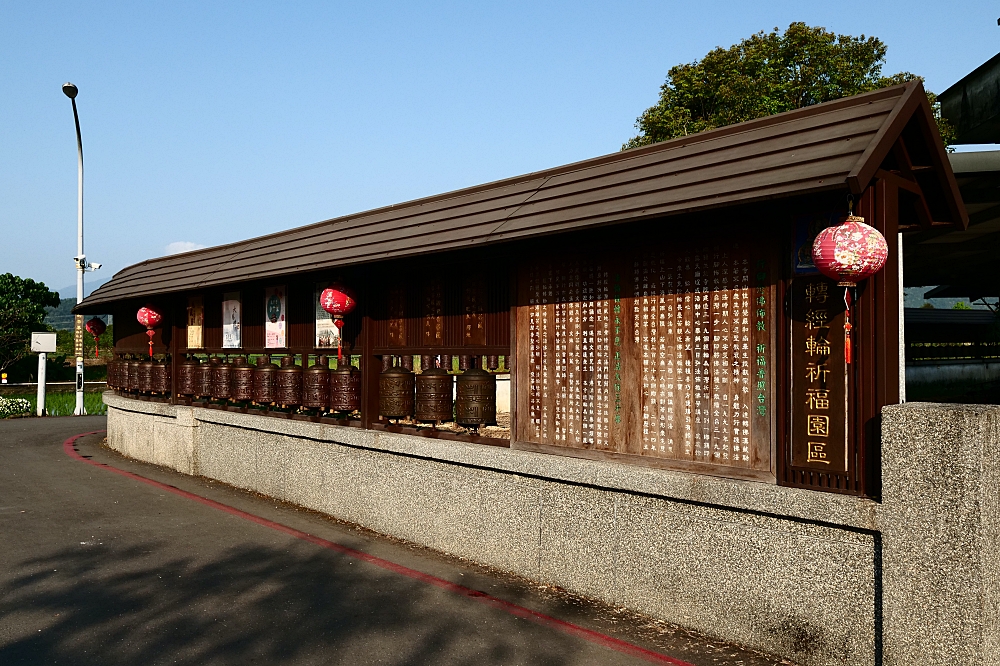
[
  {"left": 420, "top": 355, "right": 435, "bottom": 372},
  {"left": 195, "top": 357, "right": 216, "bottom": 399},
  {"left": 487, "top": 355, "right": 499, "bottom": 371},
  {"left": 381, "top": 355, "right": 392, "bottom": 372},
  {"left": 329, "top": 356, "right": 361, "bottom": 413},
  {"left": 440, "top": 354, "right": 452, "bottom": 373},
  {"left": 379, "top": 365, "right": 414, "bottom": 419},
  {"left": 137, "top": 360, "right": 155, "bottom": 394},
  {"left": 302, "top": 355, "right": 329, "bottom": 409},
  {"left": 414, "top": 366, "right": 453, "bottom": 422},
  {"left": 458, "top": 355, "right": 471, "bottom": 371},
  {"left": 400, "top": 355, "right": 413, "bottom": 371},
  {"left": 230, "top": 356, "right": 254, "bottom": 402},
  {"left": 152, "top": 360, "right": 171, "bottom": 394},
  {"left": 177, "top": 356, "right": 199, "bottom": 396},
  {"left": 106, "top": 360, "right": 117, "bottom": 389},
  {"left": 253, "top": 355, "right": 278, "bottom": 404},
  {"left": 111, "top": 359, "right": 122, "bottom": 389},
  {"left": 276, "top": 355, "right": 302, "bottom": 407},
  {"left": 455, "top": 367, "right": 496, "bottom": 427},
  {"left": 211, "top": 357, "right": 232, "bottom": 401},
  {"left": 127, "top": 358, "right": 141, "bottom": 392}
]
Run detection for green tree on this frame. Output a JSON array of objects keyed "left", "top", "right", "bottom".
[
  {"left": 0, "top": 274, "right": 60, "bottom": 375},
  {"left": 624, "top": 23, "right": 955, "bottom": 149}
]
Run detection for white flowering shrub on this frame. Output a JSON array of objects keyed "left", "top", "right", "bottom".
[{"left": 0, "top": 396, "right": 31, "bottom": 418}]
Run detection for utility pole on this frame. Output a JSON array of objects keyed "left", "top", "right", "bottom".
[{"left": 62, "top": 82, "right": 101, "bottom": 415}]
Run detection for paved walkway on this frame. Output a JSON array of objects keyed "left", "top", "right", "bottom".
[{"left": 0, "top": 417, "right": 791, "bottom": 666}]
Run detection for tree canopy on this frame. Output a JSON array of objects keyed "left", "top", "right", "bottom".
[
  {"left": 0, "top": 274, "right": 60, "bottom": 375},
  {"left": 624, "top": 23, "right": 955, "bottom": 150}
]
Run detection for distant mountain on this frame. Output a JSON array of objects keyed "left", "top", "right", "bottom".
[{"left": 56, "top": 277, "right": 110, "bottom": 299}]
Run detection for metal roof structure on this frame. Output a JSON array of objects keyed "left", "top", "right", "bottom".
[
  {"left": 77, "top": 80, "right": 964, "bottom": 313},
  {"left": 939, "top": 51, "right": 1000, "bottom": 145},
  {"left": 904, "top": 150, "right": 1000, "bottom": 294}
]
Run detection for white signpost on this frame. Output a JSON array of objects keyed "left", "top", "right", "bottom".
[{"left": 31, "top": 332, "right": 57, "bottom": 416}]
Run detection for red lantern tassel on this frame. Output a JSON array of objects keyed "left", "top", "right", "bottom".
[
  {"left": 843, "top": 287, "right": 853, "bottom": 365},
  {"left": 147, "top": 330, "right": 155, "bottom": 359}
]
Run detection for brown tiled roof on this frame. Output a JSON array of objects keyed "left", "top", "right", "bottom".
[{"left": 77, "top": 80, "right": 964, "bottom": 311}]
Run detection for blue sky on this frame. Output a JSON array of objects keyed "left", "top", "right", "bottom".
[{"left": 2, "top": 1, "right": 998, "bottom": 294}]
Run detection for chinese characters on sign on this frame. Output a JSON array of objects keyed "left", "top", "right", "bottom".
[
  {"left": 791, "top": 277, "right": 848, "bottom": 471},
  {"left": 186, "top": 296, "right": 204, "bottom": 349},
  {"left": 264, "top": 286, "right": 286, "bottom": 349},
  {"left": 222, "top": 292, "right": 241, "bottom": 349},
  {"left": 517, "top": 239, "right": 772, "bottom": 473}
]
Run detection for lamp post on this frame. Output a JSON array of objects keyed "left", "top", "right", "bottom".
[{"left": 62, "top": 82, "right": 101, "bottom": 415}]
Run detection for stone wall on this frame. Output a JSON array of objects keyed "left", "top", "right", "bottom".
[{"left": 103, "top": 392, "right": 1000, "bottom": 665}]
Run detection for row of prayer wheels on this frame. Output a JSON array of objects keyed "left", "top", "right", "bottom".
[
  {"left": 379, "top": 354, "right": 497, "bottom": 429},
  {"left": 106, "top": 357, "right": 172, "bottom": 395},
  {"left": 175, "top": 354, "right": 361, "bottom": 412}
]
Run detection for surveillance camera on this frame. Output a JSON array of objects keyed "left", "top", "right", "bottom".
[{"left": 91, "top": 262, "right": 102, "bottom": 270}]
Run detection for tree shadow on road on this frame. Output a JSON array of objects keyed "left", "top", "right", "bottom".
[{"left": 0, "top": 539, "right": 605, "bottom": 666}]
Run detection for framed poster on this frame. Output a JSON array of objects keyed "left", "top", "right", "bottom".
[
  {"left": 186, "top": 296, "right": 204, "bottom": 349},
  {"left": 222, "top": 292, "right": 241, "bottom": 348},
  {"left": 315, "top": 282, "right": 340, "bottom": 349},
  {"left": 265, "top": 286, "right": 287, "bottom": 348}
]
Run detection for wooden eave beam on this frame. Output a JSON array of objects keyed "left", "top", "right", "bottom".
[
  {"left": 874, "top": 168, "right": 938, "bottom": 229},
  {"left": 909, "top": 90, "right": 969, "bottom": 229},
  {"left": 847, "top": 80, "right": 969, "bottom": 230},
  {"left": 847, "top": 81, "right": 924, "bottom": 195}
]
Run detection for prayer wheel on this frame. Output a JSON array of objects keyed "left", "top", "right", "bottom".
[
  {"left": 440, "top": 354, "right": 452, "bottom": 373},
  {"left": 152, "top": 360, "right": 171, "bottom": 395},
  {"left": 487, "top": 355, "right": 499, "bottom": 371},
  {"left": 211, "top": 357, "right": 232, "bottom": 401},
  {"left": 127, "top": 358, "right": 141, "bottom": 393},
  {"left": 379, "top": 364, "right": 414, "bottom": 419},
  {"left": 177, "top": 356, "right": 199, "bottom": 397},
  {"left": 194, "top": 357, "right": 216, "bottom": 399},
  {"left": 328, "top": 356, "right": 361, "bottom": 413},
  {"left": 276, "top": 355, "right": 302, "bottom": 407},
  {"left": 458, "top": 355, "right": 471, "bottom": 371},
  {"left": 455, "top": 367, "right": 496, "bottom": 428},
  {"left": 420, "top": 355, "right": 435, "bottom": 372},
  {"left": 400, "top": 355, "right": 413, "bottom": 371},
  {"left": 302, "top": 355, "right": 329, "bottom": 410},
  {"left": 414, "top": 364, "right": 453, "bottom": 422},
  {"left": 381, "top": 355, "right": 392, "bottom": 372},
  {"left": 253, "top": 354, "right": 278, "bottom": 405},
  {"left": 138, "top": 359, "right": 155, "bottom": 394},
  {"left": 106, "top": 359, "right": 118, "bottom": 389},
  {"left": 230, "top": 356, "right": 254, "bottom": 402}
]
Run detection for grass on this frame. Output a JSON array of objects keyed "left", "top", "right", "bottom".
[{"left": 1, "top": 391, "right": 107, "bottom": 417}]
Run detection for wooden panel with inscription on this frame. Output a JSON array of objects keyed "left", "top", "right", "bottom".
[
  {"left": 789, "top": 276, "right": 849, "bottom": 473},
  {"left": 514, "top": 234, "right": 776, "bottom": 478},
  {"left": 371, "top": 265, "right": 510, "bottom": 354}
]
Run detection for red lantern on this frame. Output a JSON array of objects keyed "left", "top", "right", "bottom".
[
  {"left": 85, "top": 317, "right": 106, "bottom": 358},
  {"left": 811, "top": 213, "right": 888, "bottom": 364},
  {"left": 320, "top": 284, "right": 356, "bottom": 361},
  {"left": 136, "top": 305, "right": 163, "bottom": 359}
]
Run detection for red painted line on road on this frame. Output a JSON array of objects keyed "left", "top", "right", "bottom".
[{"left": 64, "top": 430, "right": 694, "bottom": 666}]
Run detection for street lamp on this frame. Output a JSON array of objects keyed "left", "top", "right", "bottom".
[{"left": 62, "top": 82, "right": 101, "bottom": 415}]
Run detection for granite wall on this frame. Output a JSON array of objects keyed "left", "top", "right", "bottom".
[{"left": 103, "top": 393, "right": 1000, "bottom": 665}]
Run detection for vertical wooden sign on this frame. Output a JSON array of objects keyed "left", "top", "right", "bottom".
[
  {"left": 422, "top": 280, "right": 444, "bottom": 346},
  {"left": 387, "top": 287, "right": 406, "bottom": 347},
  {"left": 789, "top": 276, "right": 848, "bottom": 471}
]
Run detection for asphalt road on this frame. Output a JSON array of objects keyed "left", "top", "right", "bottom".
[{"left": 0, "top": 417, "right": 789, "bottom": 666}]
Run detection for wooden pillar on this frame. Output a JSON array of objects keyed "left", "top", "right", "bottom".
[
  {"left": 170, "top": 295, "right": 181, "bottom": 405},
  {"left": 360, "top": 269, "right": 379, "bottom": 429}
]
